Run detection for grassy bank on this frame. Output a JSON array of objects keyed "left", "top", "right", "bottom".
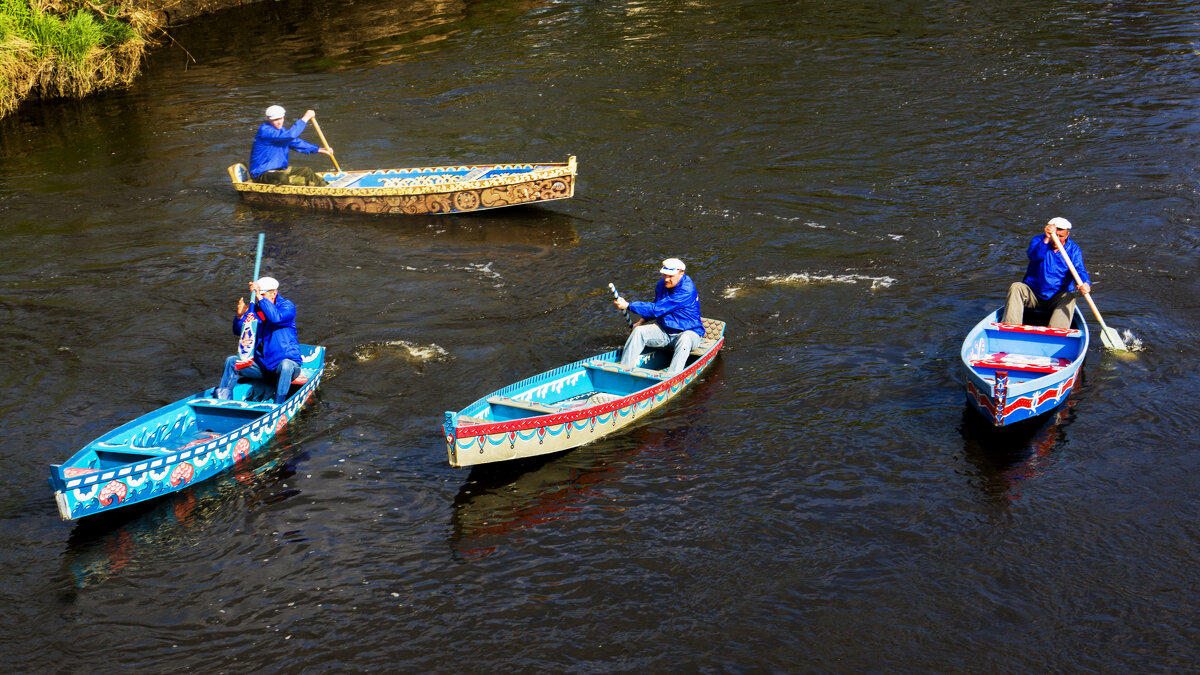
[{"left": 0, "top": 0, "right": 160, "bottom": 118}]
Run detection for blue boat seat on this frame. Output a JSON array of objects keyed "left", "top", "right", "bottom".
[
  {"left": 188, "top": 398, "right": 277, "bottom": 412},
  {"left": 93, "top": 442, "right": 174, "bottom": 457}
]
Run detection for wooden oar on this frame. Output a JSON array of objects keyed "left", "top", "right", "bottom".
[
  {"left": 311, "top": 117, "right": 341, "bottom": 172},
  {"left": 1051, "top": 233, "right": 1127, "bottom": 351},
  {"left": 234, "top": 233, "right": 265, "bottom": 370},
  {"left": 608, "top": 283, "right": 634, "bottom": 329}
]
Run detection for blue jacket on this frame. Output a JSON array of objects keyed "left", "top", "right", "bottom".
[
  {"left": 231, "top": 294, "right": 302, "bottom": 371},
  {"left": 1022, "top": 234, "right": 1091, "bottom": 300},
  {"left": 628, "top": 274, "right": 705, "bottom": 337},
  {"left": 248, "top": 120, "right": 321, "bottom": 177}
]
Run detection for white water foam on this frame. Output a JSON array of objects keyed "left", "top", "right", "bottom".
[
  {"left": 721, "top": 272, "right": 895, "bottom": 298},
  {"left": 759, "top": 272, "right": 895, "bottom": 290},
  {"left": 353, "top": 341, "right": 450, "bottom": 362},
  {"left": 1120, "top": 329, "right": 1145, "bottom": 352}
]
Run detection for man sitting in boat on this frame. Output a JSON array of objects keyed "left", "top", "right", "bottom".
[
  {"left": 613, "top": 257, "right": 705, "bottom": 375},
  {"left": 1003, "top": 217, "right": 1092, "bottom": 329},
  {"left": 214, "top": 276, "right": 302, "bottom": 404},
  {"left": 249, "top": 105, "right": 333, "bottom": 187}
]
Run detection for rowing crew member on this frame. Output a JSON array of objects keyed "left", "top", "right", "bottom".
[
  {"left": 613, "top": 257, "right": 705, "bottom": 375},
  {"left": 1003, "top": 217, "right": 1092, "bottom": 329}
]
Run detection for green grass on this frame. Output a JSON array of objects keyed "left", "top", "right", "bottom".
[{"left": 0, "top": 0, "right": 154, "bottom": 115}]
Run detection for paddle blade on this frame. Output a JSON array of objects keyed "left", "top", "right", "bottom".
[
  {"left": 1100, "top": 325, "right": 1128, "bottom": 351},
  {"left": 234, "top": 312, "right": 258, "bottom": 369}
]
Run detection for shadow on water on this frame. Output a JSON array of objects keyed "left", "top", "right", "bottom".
[
  {"left": 448, "top": 450, "right": 630, "bottom": 561},
  {"left": 959, "top": 398, "right": 1079, "bottom": 501}
]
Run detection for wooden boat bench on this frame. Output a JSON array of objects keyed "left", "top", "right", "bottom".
[
  {"left": 456, "top": 415, "right": 494, "bottom": 425},
  {"left": 326, "top": 174, "right": 361, "bottom": 188},
  {"left": 988, "top": 322, "right": 1083, "bottom": 338},
  {"left": 969, "top": 353, "right": 1070, "bottom": 374},
  {"left": 585, "top": 360, "right": 670, "bottom": 380},
  {"left": 487, "top": 396, "right": 561, "bottom": 415}
]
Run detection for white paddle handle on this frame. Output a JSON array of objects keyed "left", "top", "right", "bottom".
[
  {"left": 1051, "top": 235, "right": 1112, "bottom": 333},
  {"left": 608, "top": 283, "right": 634, "bottom": 329}
]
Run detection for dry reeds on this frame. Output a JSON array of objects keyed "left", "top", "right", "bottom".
[{"left": 0, "top": 0, "right": 158, "bottom": 117}]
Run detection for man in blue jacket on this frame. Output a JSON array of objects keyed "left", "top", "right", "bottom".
[
  {"left": 613, "top": 258, "right": 705, "bottom": 375},
  {"left": 215, "top": 276, "right": 303, "bottom": 404},
  {"left": 1003, "top": 217, "right": 1092, "bottom": 328},
  {"left": 249, "top": 105, "right": 333, "bottom": 186}
]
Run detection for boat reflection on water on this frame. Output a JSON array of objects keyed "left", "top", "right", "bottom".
[
  {"left": 232, "top": 202, "right": 580, "bottom": 252},
  {"left": 59, "top": 441, "right": 311, "bottom": 590},
  {"left": 959, "top": 398, "right": 1078, "bottom": 501},
  {"left": 449, "top": 361, "right": 726, "bottom": 560},
  {"left": 449, "top": 451, "right": 630, "bottom": 562}
]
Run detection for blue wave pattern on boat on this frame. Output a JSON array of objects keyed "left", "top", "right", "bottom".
[{"left": 48, "top": 345, "right": 325, "bottom": 520}]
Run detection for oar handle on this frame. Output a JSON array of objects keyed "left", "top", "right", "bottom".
[
  {"left": 608, "top": 283, "right": 634, "bottom": 329},
  {"left": 1051, "top": 234, "right": 1111, "bottom": 332},
  {"left": 250, "top": 232, "right": 264, "bottom": 309},
  {"left": 311, "top": 117, "right": 342, "bottom": 173}
]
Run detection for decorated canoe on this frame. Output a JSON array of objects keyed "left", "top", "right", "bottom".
[
  {"left": 48, "top": 344, "right": 325, "bottom": 520},
  {"left": 961, "top": 308, "right": 1088, "bottom": 426},
  {"left": 444, "top": 318, "right": 725, "bottom": 468},
  {"left": 227, "top": 156, "right": 576, "bottom": 215}
]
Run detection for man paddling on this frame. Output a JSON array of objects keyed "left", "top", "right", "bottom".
[
  {"left": 249, "top": 105, "right": 333, "bottom": 187},
  {"left": 1003, "top": 217, "right": 1092, "bottom": 329},
  {"left": 215, "top": 276, "right": 302, "bottom": 405},
  {"left": 613, "top": 258, "right": 705, "bottom": 375}
]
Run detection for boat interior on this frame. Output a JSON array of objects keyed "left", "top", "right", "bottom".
[
  {"left": 460, "top": 320, "right": 725, "bottom": 425},
  {"left": 966, "top": 309, "right": 1084, "bottom": 384},
  {"left": 69, "top": 377, "right": 307, "bottom": 472}
]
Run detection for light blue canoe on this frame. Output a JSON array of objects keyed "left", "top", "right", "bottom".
[
  {"left": 444, "top": 318, "right": 725, "bottom": 468},
  {"left": 48, "top": 344, "right": 325, "bottom": 520},
  {"left": 960, "top": 308, "right": 1088, "bottom": 426}
]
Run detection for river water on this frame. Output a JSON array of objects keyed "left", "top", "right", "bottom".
[{"left": 2, "top": 0, "right": 1198, "bottom": 670}]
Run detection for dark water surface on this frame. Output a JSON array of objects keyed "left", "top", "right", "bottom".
[{"left": 3, "top": 0, "right": 1199, "bottom": 670}]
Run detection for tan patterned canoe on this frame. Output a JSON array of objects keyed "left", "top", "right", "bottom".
[{"left": 228, "top": 156, "right": 576, "bottom": 215}]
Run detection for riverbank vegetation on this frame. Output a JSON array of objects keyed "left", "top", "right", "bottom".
[{"left": 0, "top": 0, "right": 160, "bottom": 118}]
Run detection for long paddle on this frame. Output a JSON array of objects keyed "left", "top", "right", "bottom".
[
  {"left": 608, "top": 283, "right": 634, "bottom": 329},
  {"left": 234, "top": 233, "right": 266, "bottom": 370},
  {"left": 1051, "top": 233, "right": 1127, "bottom": 351},
  {"left": 310, "top": 117, "right": 341, "bottom": 173}
]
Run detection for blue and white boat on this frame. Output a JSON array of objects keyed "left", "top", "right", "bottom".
[
  {"left": 961, "top": 308, "right": 1088, "bottom": 426},
  {"left": 48, "top": 344, "right": 325, "bottom": 520},
  {"left": 444, "top": 318, "right": 725, "bottom": 468}
]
